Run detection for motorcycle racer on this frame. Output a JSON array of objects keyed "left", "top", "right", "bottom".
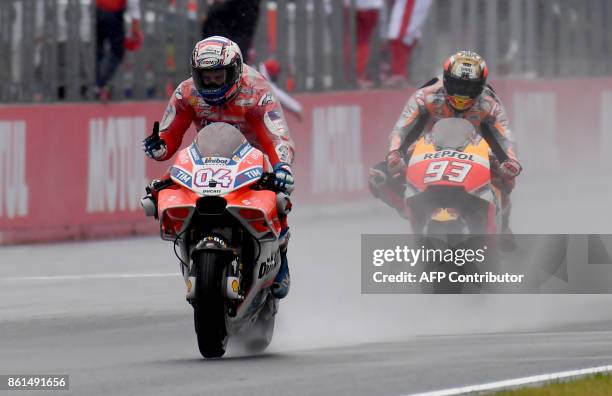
[
  {"left": 143, "top": 36, "right": 295, "bottom": 299},
  {"left": 369, "top": 50, "right": 522, "bottom": 234}
]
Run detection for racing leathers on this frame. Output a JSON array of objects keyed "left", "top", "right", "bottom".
[
  {"left": 156, "top": 64, "right": 294, "bottom": 168},
  {"left": 369, "top": 77, "right": 521, "bottom": 231},
  {"left": 149, "top": 64, "right": 295, "bottom": 298}
]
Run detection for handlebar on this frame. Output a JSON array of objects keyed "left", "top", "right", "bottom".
[
  {"left": 146, "top": 178, "right": 174, "bottom": 194},
  {"left": 255, "top": 172, "right": 282, "bottom": 192}
]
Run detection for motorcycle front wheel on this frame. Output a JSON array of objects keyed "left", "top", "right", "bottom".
[{"left": 193, "top": 251, "right": 228, "bottom": 358}]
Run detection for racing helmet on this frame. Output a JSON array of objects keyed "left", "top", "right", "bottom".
[
  {"left": 443, "top": 51, "right": 488, "bottom": 111},
  {"left": 191, "top": 36, "right": 243, "bottom": 106}
]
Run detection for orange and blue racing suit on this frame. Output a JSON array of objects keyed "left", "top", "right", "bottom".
[{"left": 370, "top": 77, "right": 520, "bottom": 228}]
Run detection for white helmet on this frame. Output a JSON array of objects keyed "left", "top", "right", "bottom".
[{"left": 191, "top": 36, "right": 243, "bottom": 105}]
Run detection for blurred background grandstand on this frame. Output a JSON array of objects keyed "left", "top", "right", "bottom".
[{"left": 2, "top": 0, "right": 610, "bottom": 103}]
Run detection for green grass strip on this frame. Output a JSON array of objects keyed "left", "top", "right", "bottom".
[{"left": 493, "top": 373, "right": 612, "bottom": 396}]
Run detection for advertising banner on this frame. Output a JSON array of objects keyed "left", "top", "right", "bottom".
[{"left": 1, "top": 79, "right": 611, "bottom": 244}]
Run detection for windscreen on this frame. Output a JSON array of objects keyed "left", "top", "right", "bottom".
[
  {"left": 195, "top": 122, "right": 247, "bottom": 158},
  {"left": 430, "top": 118, "right": 476, "bottom": 150}
]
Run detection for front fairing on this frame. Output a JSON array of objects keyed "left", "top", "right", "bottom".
[
  {"left": 403, "top": 118, "right": 502, "bottom": 232},
  {"left": 157, "top": 139, "right": 279, "bottom": 240},
  {"left": 406, "top": 118, "right": 492, "bottom": 199},
  {"left": 170, "top": 140, "right": 266, "bottom": 197}
]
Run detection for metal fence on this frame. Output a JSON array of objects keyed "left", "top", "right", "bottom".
[{"left": 1, "top": 0, "right": 611, "bottom": 104}]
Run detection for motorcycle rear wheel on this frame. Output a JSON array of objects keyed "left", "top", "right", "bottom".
[
  {"left": 193, "top": 251, "right": 228, "bottom": 358},
  {"left": 421, "top": 220, "right": 467, "bottom": 293},
  {"left": 244, "top": 296, "right": 276, "bottom": 354}
]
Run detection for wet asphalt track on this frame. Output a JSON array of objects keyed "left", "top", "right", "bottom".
[
  {"left": 3, "top": 313, "right": 612, "bottom": 396},
  {"left": 2, "top": 174, "right": 612, "bottom": 395}
]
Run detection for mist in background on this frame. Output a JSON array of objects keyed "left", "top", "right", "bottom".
[{"left": 2, "top": 0, "right": 612, "bottom": 355}]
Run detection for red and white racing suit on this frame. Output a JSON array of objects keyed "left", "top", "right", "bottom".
[
  {"left": 158, "top": 64, "right": 295, "bottom": 166},
  {"left": 156, "top": 63, "right": 295, "bottom": 231}
]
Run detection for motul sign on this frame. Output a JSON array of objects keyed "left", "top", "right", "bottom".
[
  {"left": 0, "top": 121, "right": 28, "bottom": 219},
  {"left": 2, "top": 78, "right": 612, "bottom": 244},
  {"left": 311, "top": 105, "right": 365, "bottom": 194},
  {"left": 86, "top": 117, "right": 147, "bottom": 213}
]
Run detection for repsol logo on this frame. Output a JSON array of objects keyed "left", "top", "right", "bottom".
[
  {"left": 0, "top": 121, "right": 28, "bottom": 219},
  {"left": 424, "top": 150, "right": 474, "bottom": 161},
  {"left": 87, "top": 117, "right": 147, "bottom": 213},
  {"left": 258, "top": 255, "right": 276, "bottom": 279}
]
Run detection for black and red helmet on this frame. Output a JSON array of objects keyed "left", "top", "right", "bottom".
[{"left": 443, "top": 51, "right": 488, "bottom": 111}]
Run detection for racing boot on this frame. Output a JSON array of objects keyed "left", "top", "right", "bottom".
[
  {"left": 500, "top": 196, "right": 516, "bottom": 251},
  {"left": 271, "top": 250, "right": 290, "bottom": 299},
  {"left": 369, "top": 162, "right": 410, "bottom": 219},
  {"left": 271, "top": 228, "right": 290, "bottom": 299}
]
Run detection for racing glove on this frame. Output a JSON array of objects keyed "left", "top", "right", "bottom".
[
  {"left": 143, "top": 122, "right": 167, "bottom": 161},
  {"left": 273, "top": 163, "right": 295, "bottom": 195},
  {"left": 499, "top": 158, "right": 522, "bottom": 178},
  {"left": 386, "top": 149, "right": 407, "bottom": 179}
]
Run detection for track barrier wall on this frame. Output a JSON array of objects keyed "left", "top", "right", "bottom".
[{"left": 1, "top": 79, "right": 611, "bottom": 244}]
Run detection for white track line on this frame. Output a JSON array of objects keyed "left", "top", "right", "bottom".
[
  {"left": 406, "top": 365, "right": 612, "bottom": 396},
  {"left": 0, "top": 273, "right": 180, "bottom": 281}
]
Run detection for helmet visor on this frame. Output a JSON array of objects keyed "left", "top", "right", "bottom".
[
  {"left": 196, "top": 68, "right": 228, "bottom": 90},
  {"left": 444, "top": 77, "right": 484, "bottom": 99}
]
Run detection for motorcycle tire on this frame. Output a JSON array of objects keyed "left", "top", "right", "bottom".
[
  {"left": 193, "top": 251, "right": 228, "bottom": 358},
  {"left": 244, "top": 296, "right": 276, "bottom": 354}
]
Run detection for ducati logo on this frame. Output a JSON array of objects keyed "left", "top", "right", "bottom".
[{"left": 258, "top": 255, "right": 276, "bottom": 279}]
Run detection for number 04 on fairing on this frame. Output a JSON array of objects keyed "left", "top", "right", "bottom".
[{"left": 141, "top": 122, "right": 289, "bottom": 358}]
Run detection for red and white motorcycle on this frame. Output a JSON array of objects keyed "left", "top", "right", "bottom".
[{"left": 142, "top": 122, "right": 289, "bottom": 358}]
